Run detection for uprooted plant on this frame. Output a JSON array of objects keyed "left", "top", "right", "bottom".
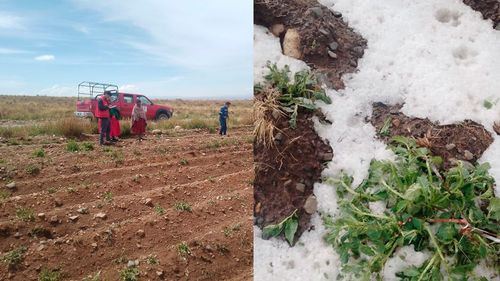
[
  {"left": 261, "top": 209, "right": 299, "bottom": 246},
  {"left": 323, "top": 136, "right": 499, "bottom": 281},
  {"left": 254, "top": 63, "right": 332, "bottom": 147}
]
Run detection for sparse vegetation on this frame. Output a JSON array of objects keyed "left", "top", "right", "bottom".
[
  {"left": 179, "top": 159, "right": 189, "bottom": 166},
  {"left": 154, "top": 204, "right": 166, "bottom": 215},
  {"left": 177, "top": 242, "right": 191, "bottom": 258},
  {"left": 26, "top": 163, "right": 41, "bottom": 175},
  {"left": 66, "top": 140, "right": 80, "bottom": 152},
  {"left": 146, "top": 254, "right": 159, "bottom": 265},
  {"left": 33, "top": 148, "right": 46, "bottom": 158},
  {"left": 103, "top": 191, "right": 113, "bottom": 202},
  {"left": 38, "top": 268, "right": 62, "bottom": 281},
  {"left": 82, "top": 142, "right": 94, "bottom": 151},
  {"left": 0, "top": 189, "right": 11, "bottom": 202},
  {"left": 174, "top": 202, "right": 192, "bottom": 212},
  {"left": 120, "top": 267, "right": 139, "bottom": 281},
  {"left": 1, "top": 246, "right": 27, "bottom": 269},
  {"left": 16, "top": 207, "right": 35, "bottom": 222},
  {"left": 223, "top": 223, "right": 241, "bottom": 237}
]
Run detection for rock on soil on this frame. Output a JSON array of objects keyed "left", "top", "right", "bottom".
[
  {"left": 5, "top": 182, "right": 16, "bottom": 190},
  {"left": 371, "top": 103, "right": 493, "bottom": 168},
  {"left": 94, "top": 212, "right": 107, "bottom": 220},
  {"left": 254, "top": 0, "right": 367, "bottom": 90}
]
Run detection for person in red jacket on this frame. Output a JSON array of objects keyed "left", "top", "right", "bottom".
[{"left": 96, "top": 91, "right": 112, "bottom": 145}]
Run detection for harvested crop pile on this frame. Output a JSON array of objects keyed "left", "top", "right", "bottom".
[
  {"left": 254, "top": 64, "right": 333, "bottom": 241},
  {"left": 324, "top": 136, "right": 499, "bottom": 280},
  {"left": 371, "top": 103, "right": 494, "bottom": 169},
  {"left": 254, "top": 0, "right": 366, "bottom": 89}
]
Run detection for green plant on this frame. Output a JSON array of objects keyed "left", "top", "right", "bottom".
[
  {"left": 107, "top": 149, "right": 124, "bottom": 164},
  {"left": 38, "top": 268, "right": 62, "bottom": 281},
  {"left": 66, "top": 140, "right": 80, "bottom": 152},
  {"left": 47, "top": 187, "right": 56, "bottom": 194},
  {"left": 103, "top": 191, "right": 113, "bottom": 202},
  {"left": 177, "top": 242, "right": 191, "bottom": 258},
  {"left": 260, "top": 63, "right": 332, "bottom": 129},
  {"left": 16, "top": 207, "right": 35, "bottom": 222},
  {"left": 323, "top": 136, "right": 499, "bottom": 280},
  {"left": 223, "top": 223, "right": 241, "bottom": 238},
  {"left": 120, "top": 267, "right": 139, "bottom": 281},
  {"left": 154, "top": 204, "right": 166, "bottom": 215},
  {"left": 1, "top": 246, "right": 27, "bottom": 269},
  {"left": 0, "top": 189, "right": 11, "bottom": 201},
  {"left": 82, "top": 271, "right": 101, "bottom": 281},
  {"left": 146, "top": 254, "right": 159, "bottom": 265},
  {"left": 483, "top": 100, "right": 493, "bottom": 109},
  {"left": 174, "top": 202, "right": 192, "bottom": 212},
  {"left": 26, "top": 164, "right": 40, "bottom": 175},
  {"left": 33, "top": 148, "right": 46, "bottom": 158},
  {"left": 179, "top": 159, "right": 188, "bottom": 166},
  {"left": 82, "top": 142, "right": 94, "bottom": 151},
  {"left": 262, "top": 209, "right": 299, "bottom": 246},
  {"left": 379, "top": 117, "right": 392, "bottom": 136}
]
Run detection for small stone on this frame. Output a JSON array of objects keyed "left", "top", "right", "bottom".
[
  {"left": 308, "top": 6, "right": 323, "bottom": 18},
  {"left": 156, "top": 271, "right": 164, "bottom": 277},
  {"left": 152, "top": 129, "right": 162, "bottom": 135},
  {"left": 274, "top": 132, "right": 284, "bottom": 141},
  {"left": 255, "top": 202, "right": 261, "bottom": 214},
  {"left": 37, "top": 245, "right": 45, "bottom": 251},
  {"left": 327, "top": 50, "right": 337, "bottom": 59},
  {"left": 353, "top": 46, "right": 364, "bottom": 56},
  {"left": 304, "top": 195, "right": 318, "bottom": 214},
  {"left": 295, "top": 183, "right": 305, "bottom": 193},
  {"left": 136, "top": 229, "right": 145, "bottom": 238},
  {"left": 350, "top": 60, "right": 358, "bottom": 67},
  {"left": 319, "top": 152, "right": 334, "bottom": 161},
  {"left": 94, "top": 212, "right": 107, "bottom": 220},
  {"left": 328, "top": 41, "right": 339, "bottom": 51},
  {"left": 144, "top": 198, "right": 153, "bottom": 207},
  {"left": 127, "top": 260, "right": 135, "bottom": 268},
  {"left": 54, "top": 198, "right": 63, "bottom": 207},
  {"left": 49, "top": 215, "right": 59, "bottom": 224},
  {"left": 69, "top": 215, "right": 79, "bottom": 222},
  {"left": 37, "top": 213, "right": 46, "bottom": 220},
  {"left": 91, "top": 242, "right": 98, "bottom": 250},
  {"left": 332, "top": 11, "right": 342, "bottom": 18},
  {"left": 77, "top": 207, "right": 88, "bottom": 214},
  {"left": 283, "top": 28, "right": 302, "bottom": 59},
  {"left": 14, "top": 232, "right": 21, "bottom": 238},
  {"left": 463, "top": 150, "right": 474, "bottom": 160},
  {"left": 392, "top": 119, "right": 401, "bottom": 127},
  {"left": 270, "top": 24, "right": 285, "bottom": 37},
  {"left": 283, "top": 179, "right": 293, "bottom": 187},
  {"left": 5, "top": 182, "right": 16, "bottom": 190},
  {"left": 445, "top": 143, "right": 456, "bottom": 150}
]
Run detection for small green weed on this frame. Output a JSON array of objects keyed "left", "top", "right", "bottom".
[
  {"left": 174, "top": 202, "right": 192, "bottom": 212},
  {"left": 26, "top": 164, "right": 40, "bottom": 175},
  {"left": 120, "top": 267, "right": 139, "bottom": 281},
  {"left": 38, "top": 268, "right": 62, "bottom": 281},
  {"left": 146, "top": 254, "right": 159, "bottom": 265},
  {"left": 103, "top": 191, "right": 113, "bottom": 202},
  {"left": 1, "top": 246, "right": 27, "bottom": 269},
  {"left": 66, "top": 140, "right": 80, "bottom": 152},
  {"left": 82, "top": 142, "right": 94, "bottom": 151},
  {"left": 33, "top": 148, "right": 46, "bottom": 158},
  {"left": 179, "top": 159, "right": 188, "bottom": 166},
  {"left": 379, "top": 117, "right": 392, "bottom": 136},
  {"left": 154, "top": 204, "right": 166, "bottom": 215},
  {"left": 177, "top": 242, "right": 191, "bottom": 258},
  {"left": 262, "top": 210, "right": 298, "bottom": 246},
  {"left": 16, "top": 207, "right": 35, "bottom": 222}
]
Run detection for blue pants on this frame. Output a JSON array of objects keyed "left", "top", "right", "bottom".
[
  {"left": 219, "top": 118, "right": 227, "bottom": 135},
  {"left": 99, "top": 118, "right": 111, "bottom": 144}
]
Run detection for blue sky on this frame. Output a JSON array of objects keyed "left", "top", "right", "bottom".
[{"left": 0, "top": 0, "right": 252, "bottom": 99}]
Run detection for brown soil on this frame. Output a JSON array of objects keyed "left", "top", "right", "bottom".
[
  {"left": 463, "top": 0, "right": 500, "bottom": 28},
  {"left": 253, "top": 106, "right": 332, "bottom": 239},
  {"left": 254, "top": 0, "right": 367, "bottom": 89},
  {"left": 0, "top": 127, "right": 253, "bottom": 280},
  {"left": 371, "top": 103, "right": 494, "bottom": 168}
]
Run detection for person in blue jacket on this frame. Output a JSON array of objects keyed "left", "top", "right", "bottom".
[{"left": 219, "top": 101, "right": 231, "bottom": 136}]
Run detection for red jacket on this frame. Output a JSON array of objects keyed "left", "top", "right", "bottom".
[{"left": 95, "top": 96, "right": 110, "bottom": 118}]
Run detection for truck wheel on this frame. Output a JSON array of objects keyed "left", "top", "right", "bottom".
[{"left": 156, "top": 111, "right": 171, "bottom": 120}]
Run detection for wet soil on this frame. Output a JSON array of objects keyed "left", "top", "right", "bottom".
[
  {"left": 254, "top": 0, "right": 367, "bottom": 89},
  {"left": 371, "top": 103, "right": 494, "bottom": 169}
]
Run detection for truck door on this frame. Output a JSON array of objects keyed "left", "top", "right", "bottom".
[
  {"left": 121, "top": 94, "right": 135, "bottom": 118},
  {"left": 137, "top": 96, "right": 154, "bottom": 120}
]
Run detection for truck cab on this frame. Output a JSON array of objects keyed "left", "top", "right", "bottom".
[{"left": 75, "top": 81, "right": 174, "bottom": 120}]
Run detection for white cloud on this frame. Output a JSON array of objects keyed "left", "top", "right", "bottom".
[
  {"left": 0, "top": 47, "right": 30, "bottom": 54},
  {"left": 72, "top": 0, "right": 252, "bottom": 70},
  {"left": 0, "top": 13, "right": 25, "bottom": 29},
  {"left": 34, "top": 54, "right": 55, "bottom": 61}
]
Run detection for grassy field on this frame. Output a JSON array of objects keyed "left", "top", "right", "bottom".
[{"left": 0, "top": 95, "right": 252, "bottom": 139}]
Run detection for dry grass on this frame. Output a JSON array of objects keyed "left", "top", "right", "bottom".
[
  {"left": 0, "top": 96, "right": 252, "bottom": 138},
  {"left": 253, "top": 87, "right": 285, "bottom": 148}
]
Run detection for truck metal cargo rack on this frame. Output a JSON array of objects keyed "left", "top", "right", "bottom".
[{"left": 77, "top": 81, "right": 118, "bottom": 101}]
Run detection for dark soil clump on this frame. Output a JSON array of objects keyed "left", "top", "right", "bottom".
[
  {"left": 463, "top": 0, "right": 500, "bottom": 29},
  {"left": 371, "top": 103, "right": 494, "bottom": 169},
  {"left": 254, "top": 106, "right": 332, "bottom": 238},
  {"left": 254, "top": 0, "right": 366, "bottom": 90}
]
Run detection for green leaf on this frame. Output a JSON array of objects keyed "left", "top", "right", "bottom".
[
  {"left": 394, "top": 200, "right": 409, "bottom": 213},
  {"left": 404, "top": 183, "right": 422, "bottom": 201},
  {"left": 436, "top": 223, "right": 458, "bottom": 244},
  {"left": 359, "top": 245, "right": 375, "bottom": 256},
  {"left": 488, "top": 197, "right": 500, "bottom": 220},
  {"left": 284, "top": 216, "right": 298, "bottom": 246},
  {"left": 262, "top": 223, "right": 284, "bottom": 240}
]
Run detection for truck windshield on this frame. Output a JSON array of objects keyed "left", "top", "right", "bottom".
[{"left": 138, "top": 96, "right": 152, "bottom": 105}]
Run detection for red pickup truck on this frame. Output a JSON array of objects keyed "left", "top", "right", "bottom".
[{"left": 74, "top": 82, "right": 174, "bottom": 120}]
